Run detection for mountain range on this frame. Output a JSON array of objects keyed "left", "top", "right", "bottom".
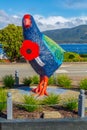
[{"left": 43, "top": 25, "right": 87, "bottom": 43}]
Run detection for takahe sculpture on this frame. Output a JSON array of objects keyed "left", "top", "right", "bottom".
[{"left": 20, "top": 14, "right": 65, "bottom": 96}]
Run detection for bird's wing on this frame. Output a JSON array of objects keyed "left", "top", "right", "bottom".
[{"left": 43, "top": 35, "right": 65, "bottom": 62}]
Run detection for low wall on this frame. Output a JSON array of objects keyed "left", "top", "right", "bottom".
[{"left": 0, "top": 117, "right": 87, "bottom": 130}]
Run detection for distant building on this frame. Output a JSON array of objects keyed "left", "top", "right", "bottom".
[{"left": 0, "top": 44, "right": 8, "bottom": 59}]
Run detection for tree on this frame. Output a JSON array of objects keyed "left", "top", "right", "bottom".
[{"left": 0, "top": 24, "right": 23, "bottom": 61}]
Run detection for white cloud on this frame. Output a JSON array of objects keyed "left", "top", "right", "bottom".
[
  {"left": 34, "top": 15, "right": 68, "bottom": 24},
  {"left": 0, "top": 10, "right": 87, "bottom": 31},
  {"left": 0, "top": 10, "right": 22, "bottom": 29},
  {"left": 34, "top": 15, "right": 87, "bottom": 31}
]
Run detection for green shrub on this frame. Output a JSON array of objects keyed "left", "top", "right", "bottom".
[
  {"left": 63, "top": 97, "right": 78, "bottom": 111},
  {"left": 41, "top": 93, "right": 60, "bottom": 105},
  {"left": 48, "top": 76, "right": 55, "bottom": 85},
  {"left": 80, "top": 54, "right": 87, "bottom": 58},
  {"left": 0, "top": 88, "right": 7, "bottom": 112},
  {"left": 79, "top": 78, "right": 87, "bottom": 90},
  {"left": 22, "top": 95, "right": 39, "bottom": 112},
  {"left": 57, "top": 74, "right": 72, "bottom": 88},
  {"left": 32, "top": 75, "right": 39, "bottom": 85},
  {"left": 82, "top": 58, "right": 87, "bottom": 62},
  {"left": 3, "top": 75, "right": 15, "bottom": 88},
  {"left": 22, "top": 77, "right": 32, "bottom": 86},
  {"left": 0, "top": 59, "right": 5, "bottom": 63},
  {"left": 64, "top": 52, "right": 83, "bottom": 62}
]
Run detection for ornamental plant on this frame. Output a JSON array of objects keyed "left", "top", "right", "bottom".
[
  {"left": 48, "top": 76, "right": 55, "bottom": 85},
  {"left": 0, "top": 88, "right": 7, "bottom": 112},
  {"left": 63, "top": 97, "right": 78, "bottom": 111},
  {"left": 41, "top": 93, "right": 60, "bottom": 106},
  {"left": 2, "top": 75, "right": 15, "bottom": 88},
  {"left": 32, "top": 75, "right": 39, "bottom": 85},
  {"left": 79, "top": 78, "right": 87, "bottom": 90},
  {"left": 57, "top": 74, "right": 72, "bottom": 88},
  {"left": 22, "top": 95, "right": 39, "bottom": 112},
  {"left": 22, "top": 77, "right": 32, "bottom": 86}
]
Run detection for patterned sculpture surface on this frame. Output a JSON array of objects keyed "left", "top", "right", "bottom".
[{"left": 20, "top": 14, "right": 65, "bottom": 96}]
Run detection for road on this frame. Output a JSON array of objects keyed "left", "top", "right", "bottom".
[
  {"left": 0, "top": 62, "right": 87, "bottom": 81},
  {"left": 56, "top": 62, "right": 87, "bottom": 76}
]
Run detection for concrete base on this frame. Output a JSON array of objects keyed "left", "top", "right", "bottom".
[
  {"left": 0, "top": 117, "right": 87, "bottom": 130},
  {"left": 16, "top": 86, "right": 67, "bottom": 95}
]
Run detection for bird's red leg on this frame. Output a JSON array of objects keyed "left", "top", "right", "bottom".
[
  {"left": 39, "top": 76, "right": 48, "bottom": 96},
  {"left": 32, "top": 76, "right": 44, "bottom": 93}
]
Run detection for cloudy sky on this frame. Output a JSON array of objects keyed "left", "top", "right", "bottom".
[{"left": 1, "top": 0, "right": 87, "bottom": 31}]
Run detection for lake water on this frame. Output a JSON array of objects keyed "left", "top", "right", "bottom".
[
  {"left": 59, "top": 43, "right": 87, "bottom": 54},
  {"left": 0, "top": 43, "right": 87, "bottom": 55}
]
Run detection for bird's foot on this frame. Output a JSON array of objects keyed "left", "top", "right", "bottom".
[
  {"left": 32, "top": 88, "right": 48, "bottom": 96},
  {"left": 38, "top": 89, "right": 49, "bottom": 96},
  {"left": 32, "top": 76, "right": 49, "bottom": 96},
  {"left": 32, "top": 85, "right": 43, "bottom": 94},
  {"left": 32, "top": 87, "right": 39, "bottom": 93}
]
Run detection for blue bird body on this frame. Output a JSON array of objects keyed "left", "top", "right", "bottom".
[
  {"left": 22, "top": 15, "right": 64, "bottom": 77},
  {"left": 20, "top": 14, "right": 65, "bottom": 96}
]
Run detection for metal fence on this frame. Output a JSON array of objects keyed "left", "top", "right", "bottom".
[
  {"left": 0, "top": 89, "right": 85, "bottom": 120},
  {"left": 0, "top": 63, "right": 86, "bottom": 120}
]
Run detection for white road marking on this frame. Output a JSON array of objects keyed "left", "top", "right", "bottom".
[
  {"left": 56, "top": 70, "right": 87, "bottom": 74},
  {"left": 55, "top": 69, "right": 68, "bottom": 73},
  {"left": 61, "top": 64, "right": 72, "bottom": 68},
  {"left": 70, "top": 71, "right": 87, "bottom": 73}
]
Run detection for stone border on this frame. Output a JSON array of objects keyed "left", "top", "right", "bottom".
[{"left": 0, "top": 117, "right": 87, "bottom": 130}]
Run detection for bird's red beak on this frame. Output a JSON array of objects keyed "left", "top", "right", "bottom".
[{"left": 23, "top": 14, "right": 32, "bottom": 28}]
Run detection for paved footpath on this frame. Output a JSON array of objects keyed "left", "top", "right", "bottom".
[
  {"left": 9, "top": 86, "right": 80, "bottom": 103},
  {"left": 0, "top": 62, "right": 87, "bottom": 82}
]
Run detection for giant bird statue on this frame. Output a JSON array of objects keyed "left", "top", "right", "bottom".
[{"left": 20, "top": 14, "right": 65, "bottom": 96}]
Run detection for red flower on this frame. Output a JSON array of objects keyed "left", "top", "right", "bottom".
[{"left": 20, "top": 40, "right": 39, "bottom": 61}]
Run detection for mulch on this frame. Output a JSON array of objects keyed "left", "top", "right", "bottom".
[{"left": 0, "top": 104, "right": 79, "bottom": 119}]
